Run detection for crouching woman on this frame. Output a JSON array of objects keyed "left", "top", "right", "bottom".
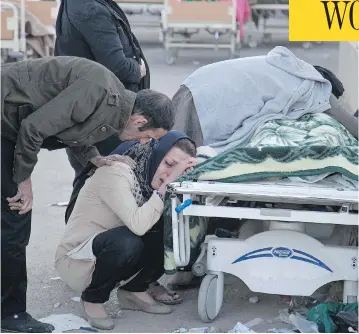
[{"left": 55, "top": 131, "right": 196, "bottom": 330}]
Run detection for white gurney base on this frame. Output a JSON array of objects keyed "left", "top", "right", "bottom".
[{"left": 169, "top": 181, "right": 358, "bottom": 322}]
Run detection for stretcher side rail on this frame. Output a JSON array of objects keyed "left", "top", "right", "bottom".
[
  {"left": 168, "top": 181, "right": 359, "bottom": 205},
  {"left": 245, "top": 2, "right": 318, "bottom": 49},
  {"left": 168, "top": 180, "right": 358, "bottom": 268},
  {"left": 114, "top": 0, "right": 164, "bottom": 31},
  {"left": 1, "top": 2, "right": 20, "bottom": 51}
]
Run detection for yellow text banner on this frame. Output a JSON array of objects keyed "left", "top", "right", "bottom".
[{"left": 289, "top": 0, "right": 359, "bottom": 41}]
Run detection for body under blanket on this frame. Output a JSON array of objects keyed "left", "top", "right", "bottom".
[
  {"left": 163, "top": 113, "right": 358, "bottom": 273},
  {"left": 183, "top": 46, "right": 333, "bottom": 153}
]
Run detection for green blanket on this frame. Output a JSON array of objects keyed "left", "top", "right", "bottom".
[{"left": 164, "top": 113, "right": 358, "bottom": 273}]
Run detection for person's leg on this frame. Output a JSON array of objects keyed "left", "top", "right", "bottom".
[
  {"left": 81, "top": 226, "right": 143, "bottom": 312},
  {"left": 325, "top": 95, "right": 358, "bottom": 139},
  {"left": 66, "top": 148, "right": 86, "bottom": 181},
  {"left": 172, "top": 85, "right": 204, "bottom": 147},
  {"left": 116, "top": 222, "right": 172, "bottom": 313},
  {"left": 119, "top": 221, "right": 181, "bottom": 306},
  {"left": 121, "top": 221, "right": 165, "bottom": 294},
  {"left": 79, "top": 226, "right": 143, "bottom": 330},
  {"left": 1, "top": 137, "right": 54, "bottom": 333}
]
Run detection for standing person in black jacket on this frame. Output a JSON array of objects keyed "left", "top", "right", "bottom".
[{"left": 55, "top": 0, "right": 150, "bottom": 180}]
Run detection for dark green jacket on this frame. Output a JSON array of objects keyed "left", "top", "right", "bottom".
[{"left": 1, "top": 56, "right": 136, "bottom": 184}]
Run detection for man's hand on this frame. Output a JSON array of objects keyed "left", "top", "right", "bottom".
[
  {"left": 158, "top": 158, "right": 197, "bottom": 195},
  {"left": 7, "top": 178, "right": 33, "bottom": 215},
  {"left": 140, "top": 59, "right": 146, "bottom": 78},
  {"left": 90, "top": 155, "right": 136, "bottom": 169}
]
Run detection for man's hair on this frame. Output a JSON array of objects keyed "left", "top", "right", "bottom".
[
  {"left": 173, "top": 139, "right": 196, "bottom": 157},
  {"left": 132, "top": 89, "right": 175, "bottom": 131}
]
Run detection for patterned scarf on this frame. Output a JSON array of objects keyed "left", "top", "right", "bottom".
[{"left": 121, "top": 139, "right": 158, "bottom": 201}]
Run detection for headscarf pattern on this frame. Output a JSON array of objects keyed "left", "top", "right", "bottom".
[{"left": 121, "top": 139, "right": 158, "bottom": 204}]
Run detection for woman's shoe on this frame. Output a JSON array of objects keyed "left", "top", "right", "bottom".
[
  {"left": 81, "top": 300, "right": 115, "bottom": 330},
  {"left": 117, "top": 289, "right": 172, "bottom": 314}
]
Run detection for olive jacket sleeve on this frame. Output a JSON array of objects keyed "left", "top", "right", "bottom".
[{"left": 13, "top": 79, "right": 103, "bottom": 184}]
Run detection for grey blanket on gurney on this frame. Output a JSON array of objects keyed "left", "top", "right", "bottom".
[
  {"left": 182, "top": 46, "right": 332, "bottom": 153},
  {"left": 163, "top": 113, "right": 358, "bottom": 273}
]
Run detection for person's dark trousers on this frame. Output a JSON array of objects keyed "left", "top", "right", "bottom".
[
  {"left": 81, "top": 223, "right": 164, "bottom": 303},
  {"left": 1, "top": 136, "right": 32, "bottom": 318}
]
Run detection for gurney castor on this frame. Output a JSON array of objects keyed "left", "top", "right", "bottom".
[
  {"left": 263, "top": 33, "right": 272, "bottom": 44},
  {"left": 198, "top": 272, "right": 224, "bottom": 322},
  {"left": 165, "top": 49, "right": 178, "bottom": 65}
]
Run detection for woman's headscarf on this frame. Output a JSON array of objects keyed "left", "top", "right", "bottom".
[{"left": 110, "top": 130, "right": 195, "bottom": 201}]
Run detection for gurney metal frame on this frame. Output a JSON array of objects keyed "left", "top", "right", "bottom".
[
  {"left": 114, "top": 0, "right": 163, "bottom": 36},
  {"left": 1, "top": 0, "right": 25, "bottom": 59},
  {"left": 161, "top": 0, "right": 239, "bottom": 65},
  {"left": 169, "top": 180, "right": 358, "bottom": 322},
  {"left": 1, "top": 0, "right": 59, "bottom": 63},
  {"left": 245, "top": 3, "right": 320, "bottom": 49}
]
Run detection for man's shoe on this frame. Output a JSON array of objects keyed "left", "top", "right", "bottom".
[{"left": 1, "top": 312, "right": 54, "bottom": 333}]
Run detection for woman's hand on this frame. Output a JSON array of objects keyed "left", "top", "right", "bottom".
[
  {"left": 167, "top": 157, "right": 197, "bottom": 182},
  {"left": 157, "top": 158, "right": 197, "bottom": 195},
  {"left": 7, "top": 178, "right": 33, "bottom": 215},
  {"left": 90, "top": 155, "right": 136, "bottom": 169}
]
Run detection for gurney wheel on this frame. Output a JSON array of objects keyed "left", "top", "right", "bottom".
[
  {"left": 302, "top": 42, "right": 312, "bottom": 49},
  {"left": 247, "top": 36, "right": 258, "bottom": 48},
  {"left": 159, "top": 31, "right": 165, "bottom": 43},
  {"left": 263, "top": 33, "right": 272, "bottom": 44},
  {"left": 166, "top": 55, "right": 176, "bottom": 65},
  {"left": 198, "top": 274, "right": 222, "bottom": 323},
  {"left": 165, "top": 49, "right": 178, "bottom": 65}
]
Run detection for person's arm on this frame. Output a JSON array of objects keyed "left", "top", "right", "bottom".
[
  {"left": 97, "top": 164, "right": 164, "bottom": 236},
  {"left": 13, "top": 79, "right": 106, "bottom": 184},
  {"left": 68, "top": 3, "right": 141, "bottom": 84},
  {"left": 326, "top": 95, "right": 358, "bottom": 139}
]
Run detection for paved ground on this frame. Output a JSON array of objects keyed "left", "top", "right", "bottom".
[{"left": 26, "top": 30, "right": 340, "bottom": 332}]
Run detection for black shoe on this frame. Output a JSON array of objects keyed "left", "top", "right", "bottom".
[{"left": 1, "top": 312, "right": 54, "bottom": 333}]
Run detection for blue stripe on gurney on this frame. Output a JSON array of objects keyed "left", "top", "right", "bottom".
[
  {"left": 232, "top": 247, "right": 273, "bottom": 264},
  {"left": 232, "top": 254, "right": 273, "bottom": 264},
  {"left": 292, "top": 249, "right": 333, "bottom": 272},
  {"left": 232, "top": 247, "right": 333, "bottom": 272}
]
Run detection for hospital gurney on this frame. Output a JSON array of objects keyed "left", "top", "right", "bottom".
[
  {"left": 114, "top": 0, "right": 163, "bottom": 34},
  {"left": 1, "top": 0, "right": 58, "bottom": 62},
  {"left": 161, "top": 0, "right": 238, "bottom": 64},
  {"left": 1, "top": 1, "right": 24, "bottom": 61},
  {"left": 168, "top": 179, "right": 358, "bottom": 322},
  {"left": 245, "top": 0, "right": 321, "bottom": 49}
]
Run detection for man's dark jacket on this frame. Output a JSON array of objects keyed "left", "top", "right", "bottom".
[{"left": 54, "top": 0, "right": 150, "bottom": 93}]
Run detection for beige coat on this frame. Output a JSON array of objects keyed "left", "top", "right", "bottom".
[{"left": 55, "top": 163, "right": 164, "bottom": 292}]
